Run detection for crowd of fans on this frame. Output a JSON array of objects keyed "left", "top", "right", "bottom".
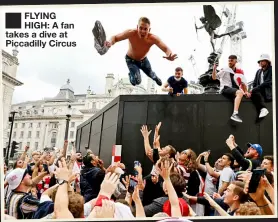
[{"left": 3, "top": 121, "right": 275, "bottom": 220}]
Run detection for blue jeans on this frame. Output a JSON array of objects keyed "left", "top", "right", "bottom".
[{"left": 125, "top": 55, "right": 158, "bottom": 86}]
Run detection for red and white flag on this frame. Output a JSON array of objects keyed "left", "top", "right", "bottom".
[{"left": 111, "top": 145, "right": 122, "bottom": 165}]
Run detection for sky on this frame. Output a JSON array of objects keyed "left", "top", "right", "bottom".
[{"left": 0, "top": 1, "right": 274, "bottom": 104}]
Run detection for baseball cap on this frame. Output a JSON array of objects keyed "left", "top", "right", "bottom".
[
  {"left": 6, "top": 168, "right": 27, "bottom": 190},
  {"left": 247, "top": 143, "right": 263, "bottom": 157}
]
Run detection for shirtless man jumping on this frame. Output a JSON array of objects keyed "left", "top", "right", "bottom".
[{"left": 105, "top": 17, "right": 177, "bottom": 86}]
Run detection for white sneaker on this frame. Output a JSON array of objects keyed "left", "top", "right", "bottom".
[{"left": 259, "top": 108, "right": 269, "bottom": 118}]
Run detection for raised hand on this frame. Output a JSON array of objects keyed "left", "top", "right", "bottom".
[
  {"left": 104, "top": 41, "right": 112, "bottom": 48},
  {"left": 163, "top": 53, "right": 178, "bottom": 61},
  {"left": 153, "top": 135, "right": 161, "bottom": 148},
  {"left": 98, "top": 172, "right": 120, "bottom": 198},
  {"left": 54, "top": 158, "right": 71, "bottom": 182},
  {"left": 212, "top": 192, "right": 221, "bottom": 199},
  {"left": 25, "top": 146, "right": 30, "bottom": 152},
  {"left": 226, "top": 134, "right": 236, "bottom": 149},
  {"left": 204, "top": 152, "right": 210, "bottom": 162},
  {"left": 158, "top": 159, "right": 173, "bottom": 180},
  {"left": 134, "top": 165, "right": 142, "bottom": 175},
  {"left": 140, "top": 125, "right": 152, "bottom": 138},
  {"left": 122, "top": 175, "right": 131, "bottom": 189},
  {"left": 155, "top": 122, "right": 162, "bottom": 136}
]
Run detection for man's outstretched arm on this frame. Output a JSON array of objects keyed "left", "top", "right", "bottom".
[
  {"left": 153, "top": 36, "right": 172, "bottom": 57},
  {"left": 108, "top": 29, "right": 135, "bottom": 46}
]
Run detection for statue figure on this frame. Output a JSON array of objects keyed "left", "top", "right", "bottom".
[{"left": 195, "top": 5, "right": 232, "bottom": 52}]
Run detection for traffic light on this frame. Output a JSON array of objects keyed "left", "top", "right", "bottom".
[
  {"left": 10, "top": 141, "right": 19, "bottom": 158},
  {"left": 3, "top": 147, "right": 7, "bottom": 158}
]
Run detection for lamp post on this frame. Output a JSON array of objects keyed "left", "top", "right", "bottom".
[
  {"left": 64, "top": 105, "right": 72, "bottom": 141},
  {"left": 5, "top": 111, "right": 17, "bottom": 165}
]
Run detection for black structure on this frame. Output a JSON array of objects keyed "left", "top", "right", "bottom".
[
  {"left": 64, "top": 105, "right": 72, "bottom": 140},
  {"left": 5, "top": 111, "right": 17, "bottom": 165},
  {"left": 10, "top": 141, "right": 20, "bottom": 158},
  {"left": 199, "top": 52, "right": 220, "bottom": 94},
  {"left": 76, "top": 95, "right": 273, "bottom": 176}
]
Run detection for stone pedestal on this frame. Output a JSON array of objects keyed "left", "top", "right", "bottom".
[{"left": 199, "top": 52, "right": 220, "bottom": 94}]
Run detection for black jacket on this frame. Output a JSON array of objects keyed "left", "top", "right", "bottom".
[
  {"left": 80, "top": 166, "right": 105, "bottom": 202},
  {"left": 252, "top": 65, "right": 272, "bottom": 101},
  {"left": 231, "top": 146, "right": 261, "bottom": 171}
]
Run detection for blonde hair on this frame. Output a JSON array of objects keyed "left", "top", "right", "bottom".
[
  {"left": 138, "top": 17, "right": 151, "bottom": 25},
  {"left": 153, "top": 212, "right": 169, "bottom": 217},
  {"left": 236, "top": 202, "right": 261, "bottom": 215}
]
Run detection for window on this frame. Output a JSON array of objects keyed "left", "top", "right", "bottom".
[
  {"left": 35, "top": 142, "right": 38, "bottom": 149},
  {"left": 14, "top": 123, "right": 18, "bottom": 128},
  {"left": 51, "top": 132, "right": 57, "bottom": 147},
  {"left": 29, "top": 123, "right": 33, "bottom": 128},
  {"left": 28, "top": 131, "right": 32, "bottom": 138},
  {"left": 3, "top": 62, "right": 8, "bottom": 73},
  {"left": 22, "top": 123, "right": 25, "bottom": 128},
  {"left": 71, "top": 122, "right": 75, "bottom": 128},
  {"left": 13, "top": 132, "right": 16, "bottom": 138},
  {"left": 7, "top": 132, "right": 10, "bottom": 138},
  {"left": 52, "top": 123, "right": 58, "bottom": 129},
  {"left": 37, "top": 122, "right": 41, "bottom": 128},
  {"left": 36, "top": 131, "right": 40, "bottom": 138},
  {"left": 27, "top": 142, "right": 30, "bottom": 147},
  {"left": 19, "top": 142, "right": 22, "bottom": 149},
  {"left": 6, "top": 142, "right": 8, "bottom": 148},
  {"left": 70, "top": 131, "right": 74, "bottom": 139},
  {"left": 20, "top": 131, "right": 24, "bottom": 138}
]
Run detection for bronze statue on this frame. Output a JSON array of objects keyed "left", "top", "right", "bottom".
[{"left": 195, "top": 5, "right": 232, "bottom": 52}]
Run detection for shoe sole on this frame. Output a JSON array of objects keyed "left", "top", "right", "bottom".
[
  {"left": 259, "top": 111, "right": 269, "bottom": 118},
  {"left": 230, "top": 116, "right": 243, "bottom": 123},
  {"left": 155, "top": 79, "right": 162, "bottom": 86}
]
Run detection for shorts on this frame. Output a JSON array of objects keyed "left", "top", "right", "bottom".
[{"left": 221, "top": 86, "right": 239, "bottom": 100}]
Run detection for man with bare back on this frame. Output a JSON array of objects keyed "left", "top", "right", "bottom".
[{"left": 105, "top": 17, "right": 177, "bottom": 86}]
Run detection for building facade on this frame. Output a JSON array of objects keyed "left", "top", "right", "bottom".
[
  {"left": 3, "top": 74, "right": 149, "bottom": 158},
  {"left": 188, "top": 81, "right": 204, "bottom": 94},
  {"left": 2, "top": 49, "right": 23, "bottom": 138},
  {"left": 4, "top": 73, "right": 204, "bottom": 160}
]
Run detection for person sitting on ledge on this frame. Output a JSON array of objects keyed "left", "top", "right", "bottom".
[
  {"left": 212, "top": 55, "right": 250, "bottom": 123},
  {"left": 162, "top": 67, "right": 188, "bottom": 96},
  {"left": 250, "top": 54, "right": 272, "bottom": 119}
]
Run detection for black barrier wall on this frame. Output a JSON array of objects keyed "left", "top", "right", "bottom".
[{"left": 76, "top": 95, "right": 273, "bottom": 175}]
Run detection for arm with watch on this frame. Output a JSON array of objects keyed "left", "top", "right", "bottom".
[
  {"left": 204, "top": 152, "right": 220, "bottom": 179},
  {"left": 54, "top": 158, "right": 74, "bottom": 219}
]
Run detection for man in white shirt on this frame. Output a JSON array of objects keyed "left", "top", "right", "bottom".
[
  {"left": 212, "top": 55, "right": 250, "bottom": 123},
  {"left": 217, "top": 153, "right": 236, "bottom": 195},
  {"left": 203, "top": 152, "right": 235, "bottom": 195}
]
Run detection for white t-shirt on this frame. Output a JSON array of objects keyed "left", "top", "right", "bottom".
[
  {"left": 216, "top": 70, "right": 233, "bottom": 90},
  {"left": 260, "top": 71, "right": 264, "bottom": 84},
  {"left": 48, "top": 164, "right": 56, "bottom": 174},
  {"left": 218, "top": 167, "right": 235, "bottom": 192},
  {"left": 204, "top": 166, "right": 222, "bottom": 196}
]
